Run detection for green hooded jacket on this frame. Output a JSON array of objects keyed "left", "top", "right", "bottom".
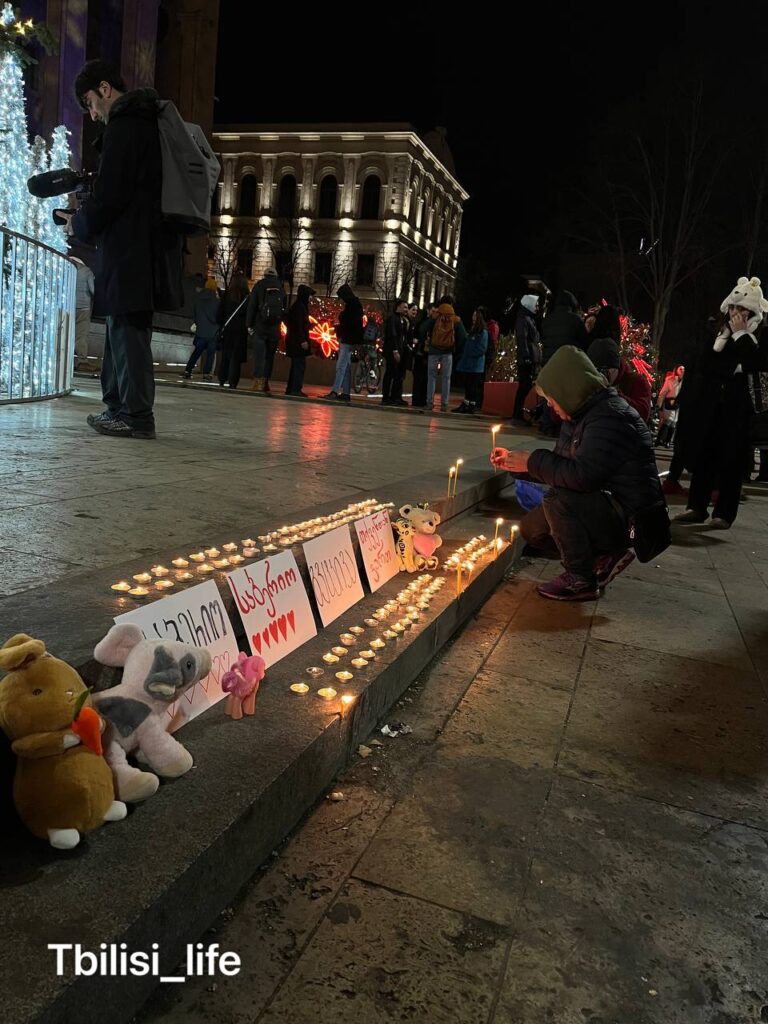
[{"left": 535, "top": 345, "right": 606, "bottom": 417}]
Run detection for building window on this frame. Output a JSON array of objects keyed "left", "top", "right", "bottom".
[
  {"left": 274, "top": 249, "right": 292, "bottom": 282},
  {"left": 239, "top": 174, "right": 257, "bottom": 217},
  {"left": 318, "top": 175, "right": 338, "bottom": 219},
  {"left": 356, "top": 253, "right": 375, "bottom": 288},
  {"left": 360, "top": 175, "right": 381, "bottom": 220},
  {"left": 314, "top": 252, "right": 333, "bottom": 285},
  {"left": 277, "top": 174, "right": 297, "bottom": 218},
  {"left": 237, "top": 248, "right": 253, "bottom": 278}
]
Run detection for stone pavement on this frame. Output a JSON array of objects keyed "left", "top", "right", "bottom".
[{"left": 135, "top": 482, "right": 768, "bottom": 1024}]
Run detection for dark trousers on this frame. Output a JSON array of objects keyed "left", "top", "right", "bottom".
[
  {"left": 523, "top": 488, "right": 628, "bottom": 579},
  {"left": 186, "top": 336, "right": 217, "bottom": 375},
  {"left": 513, "top": 365, "right": 533, "bottom": 420},
  {"left": 287, "top": 357, "right": 306, "bottom": 394},
  {"left": 102, "top": 311, "right": 155, "bottom": 429},
  {"left": 463, "top": 372, "right": 484, "bottom": 406},
  {"left": 382, "top": 356, "right": 404, "bottom": 403},
  {"left": 687, "top": 404, "right": 745, "bottom": 524},
  {"left": 412, "top": 357, "right": 428, "bottom": 407},
  {"left": 253, "top": 328, "right": 280, "bottom": 380}
]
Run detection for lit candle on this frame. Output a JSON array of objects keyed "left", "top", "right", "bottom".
[
  {"left": 351, "top": 657, "right": 368, "bottom": 669},
  {"left": 175, "top": 571, "right": 194, "bottom": 581},
  {"left": 491, "top": 423, "right": 501, "bottom": 455},
  {"left": 447, "top": 465, "right": 455, "bottom": 498},
  {"left": 364, "top": 618, "right": 378, "bottom": 627},
  {"left": 392, "top": 623, "right": 405, "bottom": 634},
  {"left": 373, "top": 610, "right": 388, "bottom": 620},
  {"left": 155, "top": 579, "right": 174, "bottom": 590},
  {"left": 510, "top": 524, "right": 519, "bottom": 543},
  {"left": 317, "top": 687, "right": 338, "bottom": 701},
  {"left": 339, "top": 633, "right": 356, "bottom": 646},
  {"left": 128, "top": 586, "right": 150, "bottom": 598},
  {"left": 359, "top": 649, "right": 375, "bottom": 660},
  {"left": 133, "top": 572, "right": 152, "bottom": 584},
  {"left": 340, "top": 694, "right": 355, "bottom": 715},
  {"left": 383, "top": 629, "right": 398, "bottom": 639},
  {"left": 322, "top": 653, "right": 340, "bottom": 665},
  {"left": 348, "top": 626, "right": 365, "bottom": 636},
  {"left": 189, "top": 552, "right": 206, "bottom": 562},
  {"left": 418, "top": 601, "right": 430, "bottom": 610},
  {"left": 399, "top": 619, "right": 413, "bottom": 631},
  {"left": 111, "top": 581, "right": 132, "bottom": 593},
  {"left": 306, "top": 666, "right": 325, "bottom": 678},
  {"left": 453, "top": 458, "right": 464, "bottom": 498},
  {"left": 151, "top": 565, "right": 169, "bottom": 577},
  {"left": 496, "top": 537, "right": 504, "bottom": 557},
  {"left": 456, "top": 564, "right": 462, "bottom": 598},
  {"left": 263, "top": 543, "right": 277, "bottom": 552},
  {"left": 228, "top": 554, "right": 245, "bottom": 565},
  {"left": 171, "top": 557, "right": 189, "bottom": 568},
  {"left": 197, "top": 562, "right": 214, "bottom": 574},
  {"left": 242, "top": 547, "right": 257, "bottom": 558},
  {"left": 335, "top": 671, "right": 354, "bottom": 683},
  {"left": 494, "top": 518, "right": 504, "bottom": 543},
  {"left": 331, "top": 646, "right": 348, "bottom": 657},
  {"left": 222, "top": 543, "right": 238, "bottom": 553},
  {"left": 213, "top": 558, "right": 230, "bottom": 569},
  {"left": 242, "top": 538, "right": 256, "bottom": 547},
  {"left": 290, "top": 682, "right": 310, "bottom": 695},
  {"left": 370, "top": 638, "right": 386, "bottom": 649},
  {"left": 205, "top": 547, "right": 220, "bottom": 558},
  {"left": 408, "top": 612, "right": 420, "bottom": 622}
]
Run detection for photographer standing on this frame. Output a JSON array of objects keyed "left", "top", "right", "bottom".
[{"left": 68, "top": 61, "right": 183, "bottom": 439}]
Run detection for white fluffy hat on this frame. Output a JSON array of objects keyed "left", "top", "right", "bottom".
[{"left": 720, "top": 276, "right": 768, "bottom": 316}]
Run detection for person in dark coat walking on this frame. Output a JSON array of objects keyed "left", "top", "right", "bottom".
[
  {"left": 513, "top": 294, "right": 540, "bottom": 422},
  {"left": 184, "top": 277, "right": 221, "bottom": 380},
  {"left": 382, "top": 298, "right": 409, "bottom": 406},
  {"left": 325, "top": 284, "right": 364, "bottom": 401},
  {"left": 218, "top": 274, "right": 250, "bottom": 389},
  {"left": 492, "top": 346, "right": 664, "bottom": 601},
  {"left": 675, "top": 277, "right": 768, "bottom": 528},
  {"left": 285, "top": 285, "right": 316, "bottom": 396},
  {"left": 70, "top": 61, "right": 183, "bottom": 439}
]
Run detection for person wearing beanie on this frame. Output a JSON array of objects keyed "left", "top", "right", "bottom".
[
  {"left": 491, "top": 345, "right": 665, "bottom": 601},
  {"left": 675, "top": 277, "right": 768, "bottom": 528},
  {"left": 587, "top": 336, "right": 652, "bottom": 422},
  {"left": 512, "top": 294, "right": 541, "bottom": 423},
  {"left": 246, "top": 266, "right": 286, "bottom": 393}
]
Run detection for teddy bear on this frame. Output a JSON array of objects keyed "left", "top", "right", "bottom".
[
  {"left": 393, "top": 502, "right": 443, "bottom": 572},
  {"left": 92, "top": 624, "right": 212, "bottom": 802},
  {"left": 0, "top": 634, "right": 126, "bottom": 850}
]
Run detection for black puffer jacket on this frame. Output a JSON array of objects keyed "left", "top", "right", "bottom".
[
  {"left": 528, "top": 389, "right": 663, "bottom": 515},
  {"left": 337, "top": 284, "right": 364, "bottom": 346},
  {"left": 541, "top": 290, "right": 588, "bottom": 362},
  {"left": 72, "top": 88, "right": 183, "bottom": 316}
]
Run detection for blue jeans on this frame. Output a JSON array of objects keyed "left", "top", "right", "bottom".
[
  {"left": 332, "top": 343, "right": 353, "bottom": 395},
  {"left": 186, "top": 336, "right": 217, "bottom": 375},
  {"left": 427, "top": 353, "right": 453, "bottom": 408}
]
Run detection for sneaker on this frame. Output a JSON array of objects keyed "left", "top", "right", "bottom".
[
  {"left": 322, "top": 391, "right": 339, "bottom": 400},
  {"left": 710, "top": 517, "right": 731, "bottom": 529},
  {"left": 338, "top": 393, "right": 350, "bottom": 402},
  {"left": 182, "top": 370, "right": 192, "bottom": 380},
  {"left": 594, "top": 549, "right": 636, "bottom": 589},
  {"left": 674, "top": 509, "right": 708, "bottom": 523},
  {"left": 86, "top": 410, "right": 116, "bottom": 428},
  {"left": 454, "top": 401, "right": 468, "bottom": 413},
  {"left": 202, "top": 374, "right": 214, "bottom": 382},
  {"left": 662, "top": 479, "right": 688, "bottom": 496},
  {"left": 537, "top": 571, "right": 600, "bottom": 602},
  {"left": 90, "top": 416, "right": 136, "bottom": 438}
]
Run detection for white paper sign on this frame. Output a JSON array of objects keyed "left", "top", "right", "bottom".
[
  {"left": 354, "top": 509, "right": 399, "bottom": 592},
  {"left": 226, "top": 550, "right": 317, "bottom": 667},
  {"left": 302, "top": 524, "right": 366, "bottom": 627},
  {"left": 114, "top": 579, "right": 238, "bottom": 731}
]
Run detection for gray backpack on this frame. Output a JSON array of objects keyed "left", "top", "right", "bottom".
[{"left": 156, "top": 100, "right": 220, "bottom": 235}]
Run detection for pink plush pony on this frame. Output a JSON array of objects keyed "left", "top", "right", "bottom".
[{"left": 221, "top": 653, "right": 265, "bottom": 720}]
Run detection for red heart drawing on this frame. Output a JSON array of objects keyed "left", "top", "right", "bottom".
[
  {"left": 252, "top": 633, "right": 262, "bottom": 655},
  {"left": 166, "top": 702, "right": 177, "bottom": 720},
  {"left": 183, "top": 685, "right": 196, "bottom": 705},
  {"left": 204, "top": 650, "right": 231, "bottom": 694},
  {"left": 287, "top": 610, "right": 295, "bottom": 633},
  {"left": 262, "top": 627, "right": 271, "bottom": 648},
  {"left": 277, "top": 614, "right": 288, "bottom": 641},
  {"left": 269, "top": 621, "right": 279, "bottom": 644}
]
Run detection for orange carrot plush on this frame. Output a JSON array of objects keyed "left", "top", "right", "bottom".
[{"left": 71, "top": 690, "right": 103, "bottom": 756}]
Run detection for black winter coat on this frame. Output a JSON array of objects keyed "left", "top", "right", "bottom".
[
  {"left": 72, "top": 89, "right": 183, "bottom": 317},
  {"left": 541, "top": 291, "right": 588, "bottom": 362},
  {"left": 337, "top": 284, "right": 364, "bottom": 346},
  {"left": 384, "top": 312, "right": 408, "bottom": 357},
  {"left": 285, "top": 286, "right": 314, "bottom": 358},
  {"left": 515, "top": 308, "right": 540, "bottom": 365},
  {"left": 527, "top": 389, "right": 663, "bottom": 516}
]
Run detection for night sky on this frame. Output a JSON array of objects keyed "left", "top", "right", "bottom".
[{"left": 215, "top": 1, "right": 766, "bottom": 322}]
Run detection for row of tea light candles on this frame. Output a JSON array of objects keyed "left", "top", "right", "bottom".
[
  {"left": 289, "top": 575, "right": 446, "bottom": 706},
  {"left": 448, "top": 525, "right": 519, "bottom": 595},
  {"left": 111, "top": 498, "right": 393, "bottom": 597}
]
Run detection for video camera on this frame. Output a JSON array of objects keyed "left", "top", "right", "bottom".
[{"left": 27, "top": 168, "right": 96, "bottom": 224}]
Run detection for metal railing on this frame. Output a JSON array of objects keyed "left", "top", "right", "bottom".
[{"left": 0, "top": 226, "right": 76, "bottom": 403}]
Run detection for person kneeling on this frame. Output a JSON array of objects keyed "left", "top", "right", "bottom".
[{"left": 492, "top": 346, "right": 664, "bottom": 601}]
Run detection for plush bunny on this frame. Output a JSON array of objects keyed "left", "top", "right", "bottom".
[
  {"left": 93, "top": 625, "right": 212, "bottom": 803},
  {"left": 0, "top": 634, "right": 124, "bottom": 849}
]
